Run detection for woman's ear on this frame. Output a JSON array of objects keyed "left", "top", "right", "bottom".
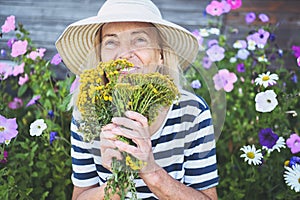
[{"left": 160, "top": 50, "right": 164, "bottom": 64}]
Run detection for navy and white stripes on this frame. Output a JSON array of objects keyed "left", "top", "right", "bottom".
[{"left": 70, "top": 90, "right": 219, "bottom": 199}]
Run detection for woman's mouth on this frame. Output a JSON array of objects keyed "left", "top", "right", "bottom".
[{"left": 119, "top": 66, "right": 140, "bottom": 74}]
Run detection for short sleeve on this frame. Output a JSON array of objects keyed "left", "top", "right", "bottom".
[
  {"left": 70, "top": 117, "right": 100, "bottom": 187},
  {"left": 183, "top": 101, "right": 219, "bottom": 190}
]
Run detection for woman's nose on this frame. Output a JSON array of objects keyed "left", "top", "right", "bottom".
[{"left": 117, "top": 44, "right": 134, "bottom": 59}]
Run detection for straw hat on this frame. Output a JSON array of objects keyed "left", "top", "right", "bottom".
[{"left": 55, "top": 0, "right": 199, "bottom": 75}]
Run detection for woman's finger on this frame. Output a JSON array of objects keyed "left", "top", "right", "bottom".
[{"left": 125, "top": 110, "right": 148, "bottom": 127}]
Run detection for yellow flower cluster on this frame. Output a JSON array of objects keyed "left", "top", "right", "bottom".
[{"left": 125, "top": 155, "right": 147, "bottom": 171}]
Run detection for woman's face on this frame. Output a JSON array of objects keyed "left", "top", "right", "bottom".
[{"left": 100, "top": 22, "right": 163, "bottom": 74}]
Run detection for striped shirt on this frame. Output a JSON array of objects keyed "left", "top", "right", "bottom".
[{"left": 70, "top": 90, "right": 219, "bottom": 199}]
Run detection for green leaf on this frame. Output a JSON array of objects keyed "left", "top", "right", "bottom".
[{"left": 18, "top": 84, "right": 28, "bottom": 96}]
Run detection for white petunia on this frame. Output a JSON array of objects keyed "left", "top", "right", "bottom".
[
  {"left": 208, "top": 27, "right": 220, "bottom": 35},
  {"left": 240, "top": 145, "right": 263, "bottom": 165},
  {"left": 284, "top": 164, "right": 300, "bottom": 192},
  {"left": 255, "top": 71, "right": 279, "bottom": 88},
  {"left": 258, "top": 54, "right": 268, "bottom": 62},
  {"left": 255, "top": 90, "right": 278, "bottom": 112},
  {"left": 262, "top": 136, "right": 286, "bottom": 154},
  {"left": 247, "top": 39, "right": 256, "bottom": 51},
  {"left": 30, "top": 119, "right": 47, "bottom": 136},
  {"left": 199, "top": 28, "right": 210, "bottom": 37}
]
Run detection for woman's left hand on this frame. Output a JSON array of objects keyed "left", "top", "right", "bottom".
[{"left": 110, "top": 110, "right": 160, "bottom": 174}]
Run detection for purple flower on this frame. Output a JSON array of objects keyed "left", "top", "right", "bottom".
[
  {"left": 48, "top": 110, "right": 54, "bottom": 119},
  {"left": 207, "top": 39, "right": 218, "bottom": 48},
  {"left": 236, "top": 49, "right": 250, "bottom": 60},
  {"left": 245, "top": 12, "right": 256, "bottom": 24},
  {"left": 192, "top": 29, "right": 204, "bottom": 49},
  {"left": 288, "top": 156, "right": 300, "bottom": 167},
  {"left": 70, "top": 76, "right": 80, "bottom": 94},
  {"left": 206, "top": 45, "right": 225, "bottom": 62},
  {"left": 0, "top": 114, "right": 18, "bottom": 143},
  {"left": 7, "top": 38, "right": 17, "bottom": 48},
  {"left": 0, "top": 150, "right": 8, "bottom": 163},
  {"left": 1, "top": 49, "right": 6, "bottom": 57},
  {"left": 50, "top": 53, "right": 62, "bottom": 65},
  {"left": 221, "top": 0, "right": 231, "bottom": 13},
  {"left": 202, "top": 56, "right": 212, "bottom": 69},
  {"left": 50, "top": 131, "right": 57, "bottom": 145},
  {"left": 269, "top": 34, "right": 276, "bottom": 42},
  {"left": 8, "top": 97, "right": 23, "bottom": 109},
  {"left": 292, "top": 45, "right": 300, "bottom": 58},
  {"left": 247, "top": 29, "right": 270, "bottom": 48},
  {"left": 297, "top": 56, "right": 300, "bottom": 67},
  {"left": 236, "top": 63, "right": 245, "bottom": 73},
  {"left": 291, "top": 74, "right": 298, "bottom": 83},
  {"left": 213, "top": 69, "right": 237, "bottom": 92},
  {"left": 0, "top": 62, "right": 13, "bottom": 80},
  {"left": 26, "top": 95, "right": 41, "bottom": 107},
  {"left": 258, "top": 13, "right": 269, "bottom": 23},
  {"left": 286, "top": 133, "right": 300, "bottom": 154},
  {"left": 190, "top": 80, "right": 201, "bottom": 89},
  {"left": 258, "top": 128, "right": 279, "bottom": 149}
]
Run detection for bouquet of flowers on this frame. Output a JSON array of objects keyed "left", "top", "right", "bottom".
[{"left": 76, "top": 59, "right": 179, "bottom": 199}]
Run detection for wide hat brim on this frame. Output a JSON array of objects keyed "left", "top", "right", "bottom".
[{"left": 55, "top": 2, "right": 199, "bottom": 75}]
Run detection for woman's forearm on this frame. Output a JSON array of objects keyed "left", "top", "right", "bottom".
[{"left": 140, "top": 166, "right": 217, "bottom": 200}]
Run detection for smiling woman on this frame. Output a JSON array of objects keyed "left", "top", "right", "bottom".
[{"left": 55, "top": 0, "right": 219, "bottom": 200}]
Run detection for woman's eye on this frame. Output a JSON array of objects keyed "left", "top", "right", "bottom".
[
  {"left": 134, "top": 37, "right": 148, "bottom": 47},
  {"left": 103, "top": 40, "right": 118, "bottom": 49}
]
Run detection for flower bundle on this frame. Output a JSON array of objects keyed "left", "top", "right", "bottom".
[{"left": 76, "top": 59, "right": 179, "bottom": 199}]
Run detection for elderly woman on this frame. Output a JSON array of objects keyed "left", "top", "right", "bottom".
[{"left": 56, "top": 0, "right": 219, "bottom": 199}]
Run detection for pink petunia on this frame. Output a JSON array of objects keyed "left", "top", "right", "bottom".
[
  {"left": 1, "top": 15, "right": 16, "bottom": 33},
  {"left": 286, "top": 134, "right": 300, "bottom": 154},
  {"left": 11, "top": 40, "right": 28, "bottom": 57},
  {"left": 8, "top": 97, "right": 23, "bottom": 110},
  {"left": 0, "top": 115, "right": 18, "bottom": 143},
  {"left": 13, "top": 62, "right": 25, "bottom": 76},
  {"left": 227, "top": 0, "right": 242, "bottom": 10},
  {"left": 50, "top": 53, "right": 62, "bottom": 65},
  {"left": 213, "top": 69, "right": 238, "bottom": 92},
  {"left": 206, "top": 45, "right": 225, "bottom": 62},
  {"left": 18, "top": 74, "right": 29, "bottom": 85},
  {"left": 27, "top": 48, "right": 46, "bottom": 60},
  {"left": 297, "top": 57, "right": 300, "bottom": 67},
  {"left": 206, "top": 0, "right": 223, "bottom": 16},
  {"left": 0, "top": 62, "right": 13, "bottom": 80}
]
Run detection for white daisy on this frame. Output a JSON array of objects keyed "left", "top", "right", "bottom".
[
  {"left": 30, "top": 119, "right": 47, "bottom": 136},
  {"left": 240, "top": 144, "right": 263, "bottom": 165},
  {"left": 284, "top": 164, "right": 300, "bottom": 192},
  {"left": 262, "top": 136, "right": 286, "bottom": 154},
  {"left": 255, "top": 90, "right": 278, "bottom": 112},
  {"left": 255, "top": 71, "right": 279, "bottom": 88}
]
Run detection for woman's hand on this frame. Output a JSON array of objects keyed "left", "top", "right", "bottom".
[
  {"left": 110, "top": 110, "right": 160, "bottom": 174},
  {"left": 100, "top": 123, "right": 123, "bottom": 171}
]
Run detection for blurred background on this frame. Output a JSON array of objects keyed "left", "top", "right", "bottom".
[{"left": 1, "top": 0, "right": 299, "bottom": 77}]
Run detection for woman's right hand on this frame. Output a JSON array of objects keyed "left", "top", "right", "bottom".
[{"left": 100, "top": 123, "right": 123, "bottom": 171}]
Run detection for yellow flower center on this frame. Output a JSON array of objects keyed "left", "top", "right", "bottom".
[
  {"left": 247, "top": 152, "right": 255, "bottom": 159},
  {"left": 284, "top": 160, "right": 290, "bottom": 166},
  {"left": 298, "top": 178, "right": 300, "bottom": 184},
  {"left": 0, "top": 126, "right": 5, "bottom": 132},
  {"left": 262, "top": 75, "right": 270, "bottom": 81}
]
